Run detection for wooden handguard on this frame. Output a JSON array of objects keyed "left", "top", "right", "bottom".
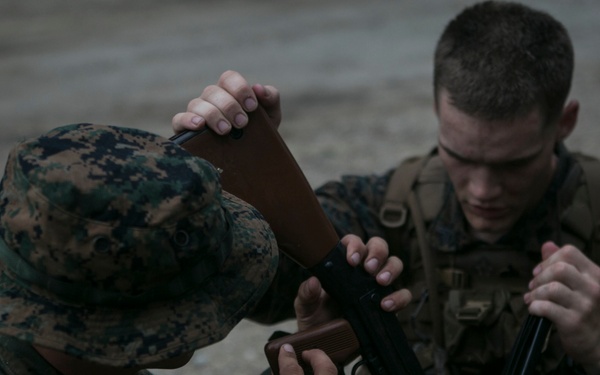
[{"left": 170, "top": 106, "right": 338, "bottom": 268}]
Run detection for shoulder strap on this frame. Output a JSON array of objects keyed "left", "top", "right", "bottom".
[
  {"left": 378, "top": 154, "right": 428, "bottom": 282},
  {"left": 378, "top": 150, "right": 446, "bottom": 353},
  {"left": 575, "top": 154, "right": 600, "bottom": 264},
  {"left": 407, "top": 190, "right": 446, "bottom": 352},
  {"left": 378, "top": 155, "right": 428, "bottom": 230},
  {"left": 378, "top": 149, "right": 443, "bottom": 253}
]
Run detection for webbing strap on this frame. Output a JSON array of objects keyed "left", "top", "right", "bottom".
[
  {"left": 408, "top": 191, "right": 445, "bottom": 349},
  {"left": 577, "top": 156, "right": 600, "bottom": 264},
  {"left": 379, "top": 151, "right": 446, "bottom": 353},
  {"left": 379, "top": 157, "right": 428, "bottom": 230}
]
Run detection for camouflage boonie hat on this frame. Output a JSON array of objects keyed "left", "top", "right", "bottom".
[{"left": 0, "top": 123, "right": 278, "bottom": 367}]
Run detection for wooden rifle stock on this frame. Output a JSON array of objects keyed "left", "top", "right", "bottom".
[
  {"left": 170, "top": 105, "right": 336, "bottom": 268},
  {"left": 170, "top": 106, "right": 424, "bottom": 375}
]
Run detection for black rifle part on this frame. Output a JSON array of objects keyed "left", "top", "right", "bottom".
[{"left": 310, "top": 242, "right": 424, "bottom": 375}]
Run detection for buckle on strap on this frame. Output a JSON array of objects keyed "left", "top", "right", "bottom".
[
  {"left": 456, "top": 300, "right": 492, "bottom": 323},
  {"left": 449, "top": 289, "right": 493, "bottom": 324},
  {"left": 379, "top": 201, "right": 407, "bottom": 228}
]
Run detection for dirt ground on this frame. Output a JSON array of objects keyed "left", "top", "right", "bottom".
[{"left": 1, "top": 1, "right": 599, "bottom": 374}]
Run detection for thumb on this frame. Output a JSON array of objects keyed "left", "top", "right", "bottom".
[
  {"left": 294, "top": 277, "right": 323, "bottom": 315},
  {"left": 278, "top": 344, "right": 303, "bottom": 375},
  {"left": 302, "top": 349, "right": 339, "bottom": 375},
  {"left": 541, "top": 241, "right": 561, "bottom": 260}
]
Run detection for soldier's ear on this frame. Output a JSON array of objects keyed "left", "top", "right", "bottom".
[{"left": 555, "top": 100, "right": 579, "bottom": 142}]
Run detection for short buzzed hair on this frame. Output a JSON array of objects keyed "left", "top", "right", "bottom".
[{"left": 433, "top": 1, "right": 574, "bottom": 126}]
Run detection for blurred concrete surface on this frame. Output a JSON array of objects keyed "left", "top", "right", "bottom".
[{"left": 1, "top": 0, "right": 599, "bottom": 374}]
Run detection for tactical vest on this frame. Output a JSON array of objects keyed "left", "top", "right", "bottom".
[{"left": 377, "top": 149, "right": 600, "bottom": 374}]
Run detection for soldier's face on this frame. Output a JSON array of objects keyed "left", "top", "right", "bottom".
[{"left": 436, "top": 91, "right": 558, "bottom": 243}]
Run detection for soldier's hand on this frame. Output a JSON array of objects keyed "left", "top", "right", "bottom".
[
  {"left": 294, "top": 234, "right": 411, "bottom": 331},
  {"left": 172, "top": 70, "right": 282, "bottom": 135},
  {"left": 277, "top": 344, "right": 338, "bottom": 375},
  {"left": 525, "top": 241, "right": 600, "bottom": 371}
]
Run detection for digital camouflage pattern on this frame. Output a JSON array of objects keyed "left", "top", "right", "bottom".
[{"left": 0, "top": 123, "right": 278, "bottom": 367}]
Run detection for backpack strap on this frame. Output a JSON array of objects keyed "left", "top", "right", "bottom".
[
  {"left": 378, "top": 154, "right": 428, "bottom": 280},
  {"left": 378, "top": 149, "right": 440, "bottom": 248},
  {"left": 379, "top": 156, "right": 428, "bottom": 235},
  {"left": 407, "top": 190, "right": 446, "bottom": 355},
  {"left": 575, "top": 154, "right": 600, "bottom": 264},
  {"left": 378, "top": 150, "right": 446, "bottom": 356}
]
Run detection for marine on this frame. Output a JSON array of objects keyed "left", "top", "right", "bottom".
[{"left": 172, "top": 1, "right": 600, "bottom": 373}]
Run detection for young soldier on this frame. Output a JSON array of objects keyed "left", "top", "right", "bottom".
[
  {"left": 172, "top": 1, "right": 600, "bottom": 374},
  {"left": 0, "top": 123, "right": 405, "bottom": 374}
]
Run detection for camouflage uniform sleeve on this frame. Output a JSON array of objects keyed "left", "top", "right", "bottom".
[
  {"left": 246, "top": 253, "right": 311, "bottom": 324},
  {"left": 315, "top": 170, "right": 393, "bottom": 241},
  {"left": 247, "top": 170, "right": 393, "bottom": 324}
]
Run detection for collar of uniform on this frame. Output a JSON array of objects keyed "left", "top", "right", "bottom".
[{"left": 428, "top": 143, "right": 575, "bottom": 253}]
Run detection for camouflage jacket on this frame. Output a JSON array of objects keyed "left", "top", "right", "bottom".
[
  {"left": 0, "top": 335, "right": 153, "bottom": 375},
  {"left": 250, "top": 144, "right": 595, "bottom": 374}
]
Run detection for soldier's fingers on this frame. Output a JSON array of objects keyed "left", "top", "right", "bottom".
[
  {"left": 252, "top": 83, "right": 283, "bottom": 127},
  {"left": 341, "top": 235, "right": 390, "bottom": 275},
  {"left": 301, "top": 349, "right": 339, "bottom": 375},
  {"left": 197, "top": 85, "right": 250, "bottom": 132},
  {"left": 278, "top": 344, "right": 304, "bottom": 375},
  {"left": 341, "top": 234, "right": 367, "bottom": 267},
  {"left": 525, "top": 280, "right": 578, "bottom": 311},
  {"left": 536, "top": 244, "right": 599, "bottom": 279},
  {"left": 540, "top": 241, "right": 561, "bottom": 262},
  {"left": 182, "top": 97, "right": 232, "bottom": 135},
  {"left": 375, "top": 256, "right": 404, "bottom": 286},
  {"left": 363, "top": 237, "right": 389, "bottom": 275},
  {"left": 293, "top": 277, "right": 332, "bottom": 325},
  {"left": 295, "top": 277, "right": 323, "bottom": 307},
  {"left": 252, "top": 83, "right": 279, "bottom": 107},
  {"left": 555, "top": 245, "right": 600, "bottom": 280},
  {"left": 530, "top": 256, "right": 582, "bottom": 294},
  {"left": 526, "top": 297, "right": 572, "bottom": 327},
  {"left": 171, "top": 111, "right": 206, "bottom": 133},
  {"left": 217, "top": 70, "right": 258, "bottom": 112},
  {"left": 380, "top": 288, "right": 412, "bottom": 312}
]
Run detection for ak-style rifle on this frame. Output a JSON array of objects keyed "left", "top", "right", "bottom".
[{"left": 170, "top": 106, "right": 424, "bottom": 375}]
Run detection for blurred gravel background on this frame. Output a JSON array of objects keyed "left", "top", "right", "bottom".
[{"left": 1, "top": 1, "right": 599, "bottom": 373}]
